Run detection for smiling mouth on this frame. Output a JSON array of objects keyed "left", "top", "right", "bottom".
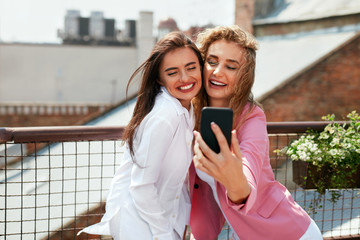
[
  {"left": 179, "top": 83, "right": 194, "bottom": 90},
  {"left": 210, "top": 80, "right": 226, "bottom": 86}
]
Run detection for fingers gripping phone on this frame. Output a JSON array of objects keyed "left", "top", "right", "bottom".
[{"left": 200, "top": 107, "right": 233, "bottom": 153}]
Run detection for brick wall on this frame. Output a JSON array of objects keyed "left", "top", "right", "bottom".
[
  {"left": 259, "top": 33, "right": 360, "bottom": 122},
  {"left": 235, "top": 0, "right": 255, "bottom": 33},
  {"left": 0, "top": 104, "right": 111, "bottom": 127}
]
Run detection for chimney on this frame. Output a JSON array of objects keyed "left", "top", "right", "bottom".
[
  {"left": 136, "top": 11, "right": 155, "bottom": 66},
  {"left": 235, "top": 0, "right": 255, "bottom": 34}
]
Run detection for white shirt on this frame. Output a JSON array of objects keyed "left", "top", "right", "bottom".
[{"left": 79, "top": 87, "right": 194, "bottom": 240}]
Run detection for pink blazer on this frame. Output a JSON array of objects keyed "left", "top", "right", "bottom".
[{"left": 189, "top": 105, "right": 311, "bottom": 240}]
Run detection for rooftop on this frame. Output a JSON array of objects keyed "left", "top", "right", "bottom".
[
  {"left": 254, "top": 29, "right": 359, "bottom": 99},
  {"left": 254, "top": 0, "right": 360, "bottom": 24}
]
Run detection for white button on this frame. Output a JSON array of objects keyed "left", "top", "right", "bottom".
[
  {"left": 176, "top": 196, "right": 179, "bottom": 199},
  {"left": 172, "top": 214, "right": 176, "bottom": 218}
]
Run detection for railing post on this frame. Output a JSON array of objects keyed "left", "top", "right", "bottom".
[{"left": 0, "top": 128, "right": 13, "bottom": 143}]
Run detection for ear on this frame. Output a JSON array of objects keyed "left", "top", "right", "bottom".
[{"left": 156, "top": 78, "right": 164, "bottom": 86}]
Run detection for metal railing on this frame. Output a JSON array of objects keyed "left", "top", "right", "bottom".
[{"left": 0, "top": 123, "right": 359, "bottom": 239}]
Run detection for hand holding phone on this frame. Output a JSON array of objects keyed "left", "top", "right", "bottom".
[{"left": 200, "top": 107, "right": 233, "bottom": 153}]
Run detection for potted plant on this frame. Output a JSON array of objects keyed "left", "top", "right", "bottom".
[{"left": 278, "top": 111, "right": 360, "bottom": 210}]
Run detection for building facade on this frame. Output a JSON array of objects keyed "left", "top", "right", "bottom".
[{"left": 0, "top": 12, "right": 154, "bottom": 105}]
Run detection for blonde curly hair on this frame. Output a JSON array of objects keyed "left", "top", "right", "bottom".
[{"left": 193, "top": 25, "right": 260, "bottom": 130}]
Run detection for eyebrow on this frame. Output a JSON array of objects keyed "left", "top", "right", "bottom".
[
  {"left": 164, "top": 61, "right": 197, "bottom": 72},
  {"left": 208, "top": 54, "right": 240, "bottom": 64}
]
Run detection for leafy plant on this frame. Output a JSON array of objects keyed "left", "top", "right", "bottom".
[{"left": 278, "top": 111, "right": 360, "bottom": 212}]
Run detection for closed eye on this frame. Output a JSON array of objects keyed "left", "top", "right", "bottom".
[
  {"left": 227, "top": 65, "right": 237, "bottom": 70},
  {"left": 167, "top": 71, "right": 178, "bottom": 76},
  {"left": 206, "top": 55, "right": 218, "bottom": 66},
  {"left": 207, "top": 60, "right": 218, "bottom": 66}
]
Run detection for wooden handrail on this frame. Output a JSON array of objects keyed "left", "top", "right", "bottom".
[
  {"left": 0, "top": 126, "right": 125, "bottom": 143},
  {"left": 1, "top": 121, "right": 347, "bottom": 144}
]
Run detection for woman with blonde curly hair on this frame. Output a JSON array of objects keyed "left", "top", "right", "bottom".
[{"left": 189, "top": 25, "right": 321, "bottom": 240}]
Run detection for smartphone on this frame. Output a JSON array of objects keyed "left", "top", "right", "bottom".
[{"left": 200, "top": 107, "right": 233, "bottom": 153}]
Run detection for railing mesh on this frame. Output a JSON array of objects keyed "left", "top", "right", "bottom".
[
  {"left": 0, "top": 126, "right": 359, "bottom": 239},
  {"left": 1, "top": 140, "right": 122, "bottom": 240}
]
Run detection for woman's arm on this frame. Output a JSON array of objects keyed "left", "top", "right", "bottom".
[
  {"left": 193, "top": 122, "right": 250, "bottom": 204},
  {"left": 193, "top": 107, "right": 269, "bottom": 210}
]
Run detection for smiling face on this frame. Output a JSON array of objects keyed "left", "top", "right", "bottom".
[
  {"left": 158, "top": 47, "right": 202, "bottom": 110},
  {"left": 203, "top": 40, "right": 245, "bottom": 107}
]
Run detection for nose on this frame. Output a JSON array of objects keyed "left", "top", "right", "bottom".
[
  {"left": 213, "top": 64, "right": 224, "bottom": 77},
  {"left": 180, "top": 70, "right": 190, "bottom": 82}
]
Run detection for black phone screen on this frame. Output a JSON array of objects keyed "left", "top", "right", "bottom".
[{"left": 200, "top": 107, "right": 233, "bottom": 153}]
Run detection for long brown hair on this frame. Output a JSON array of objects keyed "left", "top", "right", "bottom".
[
  {"left": 123, "top": 31, "right": 203, "bottom": 157},
  {"left": 193, "top": 25, "right": 260, "bottom": 130}
]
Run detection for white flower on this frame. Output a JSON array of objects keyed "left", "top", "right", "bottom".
[
  {"left": 291, "top": 140, "right": 299, "bottom": 147},
  {"left": 329, "top": 149, "right": 337, "bottom": 156},
  {"left": 331, "top": 138, "right": 340, "bottom": 146},
  {"left": 343, "top": 143, "right": 351, "bottom": 149},
  {"left": 310, "top": 144, "right": 318, "bottom": 152},
  {"left": 319, "top": 133, "right": 329, "bottom": 139},
  {"left": 299, "top": 151, "right": 307, "bottom": 160}
]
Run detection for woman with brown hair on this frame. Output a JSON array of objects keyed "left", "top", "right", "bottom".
[{"left": 79, "top": 31, "right": 202, "bottom": 240}]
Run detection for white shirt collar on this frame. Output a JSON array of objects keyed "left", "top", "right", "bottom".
[
  {"left": 159, "top": 86, "right": 195, "bottom": 129},
  {"left": 159, "top": 86, "right": 190, "bottom": 115}
]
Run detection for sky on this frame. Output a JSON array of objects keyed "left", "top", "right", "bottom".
[{"left": 0, "top": 0, "right": 235, "bottom": 43}]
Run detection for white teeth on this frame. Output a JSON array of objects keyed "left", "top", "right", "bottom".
[
  {"left": 179, "top": 83, "right": 194, "bottom": 90},
  {"left": 210, "top": 80, "right": 226, "bottom": 86}
]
